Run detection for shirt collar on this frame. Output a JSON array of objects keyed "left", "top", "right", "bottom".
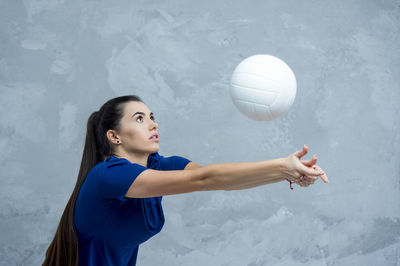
[{"left": 105, "top": 152, "right": 159, "bottom": 168}]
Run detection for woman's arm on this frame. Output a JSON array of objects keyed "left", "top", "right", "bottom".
[
  {"left": 197, "top": 158, "right": 287, "bottom": 191},
  {"left": 125, "top": 158, "right": 287, "bottom": 198},
  {"left": 126, "top": 145, "right": 325, "bottom": 198},
  {"left": 223, "top": 176, "right": 285, "bottom": 190}
]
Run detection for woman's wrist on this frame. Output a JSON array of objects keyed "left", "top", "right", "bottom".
[{"left": 277, "top": 157, "right": 296, "bottom": 190}]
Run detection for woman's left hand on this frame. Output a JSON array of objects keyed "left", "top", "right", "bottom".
[{"left": 297, "top": 154, "right": 329, "bottom": 187}]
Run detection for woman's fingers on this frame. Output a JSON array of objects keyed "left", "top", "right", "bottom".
[
  {"left": 296, "top": 172, "right": 325, "bottom": 188},
  {"left": 320, "top": 173, "right": 329, "bottom": 183},
  {"left": 299, "top": 179, "right": 310, "bottom": 187},
  {"left": 301, "top": 154, "right": 318, "bottom": 167},
  {"left": 289, "top": 144, "right": 309, "bottom": 162},
  {"left": 298, "top": 175, "right": 316, "bottom": 187},
  {"left": 296, "top": 164, "right": 328, "bottom": 185},
  {"left": 295, "top": 166, "right": 327, "bottom": 188},
  {"left": 311, "top": 165, "right": 329, "bottom": 183},
  {"left": 295, "top": 144, "right": 309, "bottom": 160},
  {"left": 301, "top": 163, "right": 324, "bottom": 177}
]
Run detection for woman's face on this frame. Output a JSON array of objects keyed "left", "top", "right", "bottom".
[{"left": 114, "top": 101, "right": 159, "bottom": 155}]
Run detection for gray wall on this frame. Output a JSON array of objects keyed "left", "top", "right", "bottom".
[{"left": 1, "top": 0, "right": 399, "bottom": 265}]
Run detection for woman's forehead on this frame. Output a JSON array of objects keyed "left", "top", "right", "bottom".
[{"left": 124, "top": 101, "right": 151, "bottom": 115}]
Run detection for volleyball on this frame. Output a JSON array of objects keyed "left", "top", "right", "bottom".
[{"left": 229, "top": 54, "right": 297, "bottom": 121}]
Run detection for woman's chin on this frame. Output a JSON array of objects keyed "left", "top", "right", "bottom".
[{"left": 151, "top": 145, "right": 160, "bottom": 153}]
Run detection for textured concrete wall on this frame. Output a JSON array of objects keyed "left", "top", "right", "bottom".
[{"left": 1, "top": 0, "right": 399, "bottom": 265}]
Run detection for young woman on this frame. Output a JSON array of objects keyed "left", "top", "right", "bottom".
[{"left": 43, "top": 95, "right": 328, "bottom": 266}]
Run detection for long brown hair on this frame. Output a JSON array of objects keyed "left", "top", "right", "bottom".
[{"left": 43, "top": 95, "right": 144, "bottom": 266}]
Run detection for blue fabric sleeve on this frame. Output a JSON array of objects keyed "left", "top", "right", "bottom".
[
  {"left": 159, "top": 155, "right": 191, "bottom": 171},
  {"left": 97, "top": 159, "right": 148, "bottom": 201}
]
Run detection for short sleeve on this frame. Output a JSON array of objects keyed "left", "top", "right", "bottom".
[
  {"left": 96, "top": 159, "right": 148, "bottom": 201},
  {"left": 159, "top": 155, "right": 191, "bottom": 171}
]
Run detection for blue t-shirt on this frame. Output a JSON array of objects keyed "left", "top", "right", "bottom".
[{"left": 74, "top": 152, "right": 191, "bottom": 266}]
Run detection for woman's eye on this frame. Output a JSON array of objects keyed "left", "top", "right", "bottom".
[{"left": 136, "top": 116, "right": 155, "bottom": 122}]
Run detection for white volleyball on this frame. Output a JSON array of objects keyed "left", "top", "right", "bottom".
[{"left": 230, "top": 54, "right": 297, "bottom": 121}]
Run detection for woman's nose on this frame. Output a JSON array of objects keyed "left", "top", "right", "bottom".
[{"left": 150, "top": 120, "right": 158, "bottom": 129}]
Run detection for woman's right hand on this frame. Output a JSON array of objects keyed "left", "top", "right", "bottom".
[{"left": 283, "top": 144, "right": 329, "bottom": 184}]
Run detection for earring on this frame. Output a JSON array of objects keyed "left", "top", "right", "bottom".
[{"left": 117, "top": 140, "right": 120, "bottom": 144}]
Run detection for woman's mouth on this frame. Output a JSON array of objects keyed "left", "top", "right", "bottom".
[{"left": 149, "top": 134, "right": 159, "bottom": 142}]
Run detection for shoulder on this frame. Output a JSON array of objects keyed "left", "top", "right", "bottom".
[
  {"left": 101, "top": 156, "right": 131, "bottom": 169},
  {"left": 98, "top": 156, "right": 147, "bottom": 178},
  {"left": 158, "top": 153, "right": 192, "bottom": 171}
]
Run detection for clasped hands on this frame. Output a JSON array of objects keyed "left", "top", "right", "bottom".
[{"left": 284, "top": 144, "right": 329, "bottom": 188}]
